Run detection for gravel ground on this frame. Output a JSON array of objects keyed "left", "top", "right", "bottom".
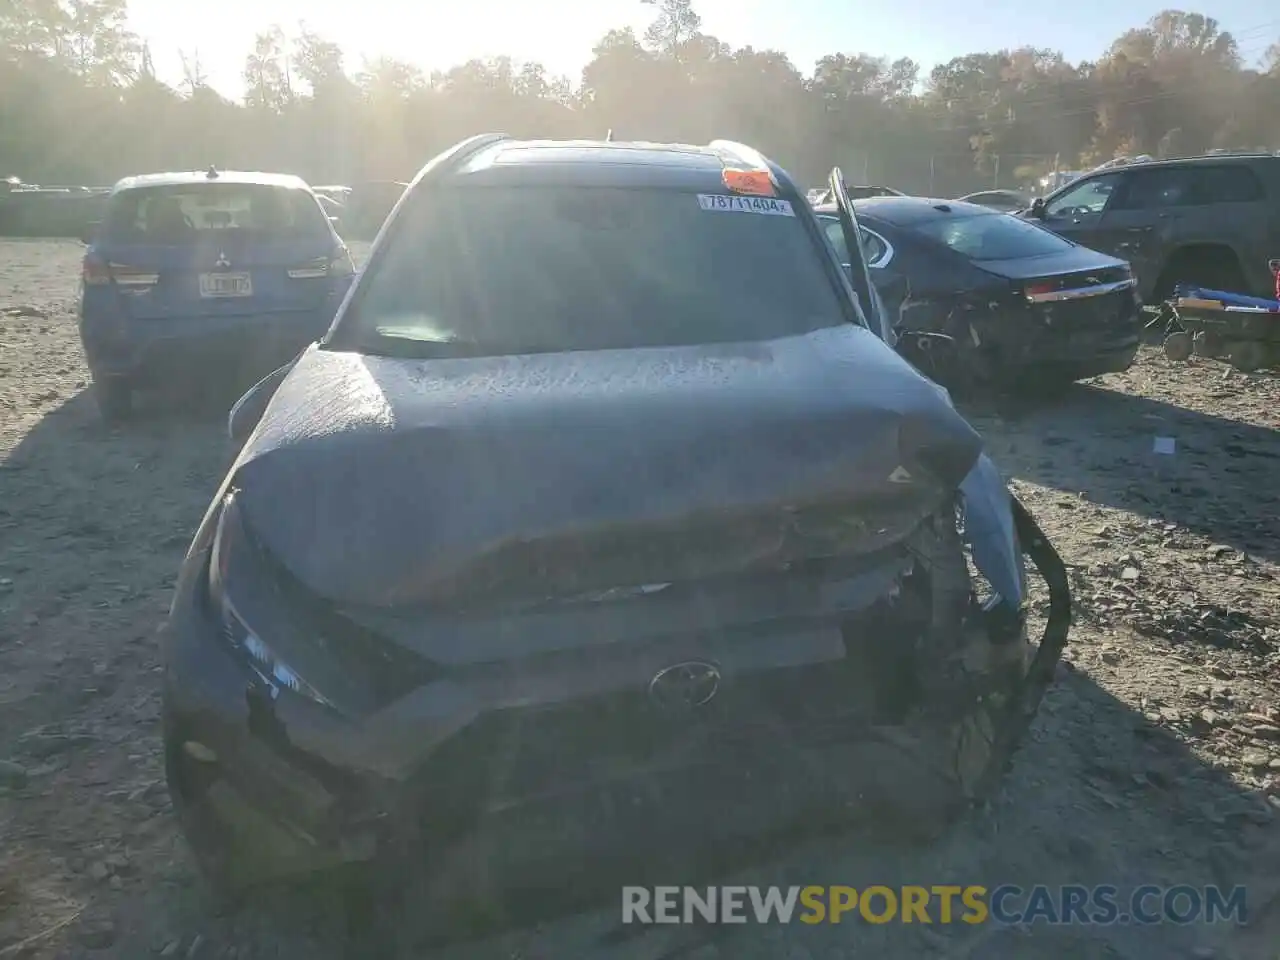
[{"left": 2, "top": 239, "right": 1279, "bottom": 959}]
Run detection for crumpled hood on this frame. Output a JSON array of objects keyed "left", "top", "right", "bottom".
[{"left": 234, "top": 325, "right": 984, "bottom": 607}]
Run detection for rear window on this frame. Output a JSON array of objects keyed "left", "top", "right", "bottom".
[
  {"left": 344, "top": 185, "right": 851, "bottom": 356},
  {"left": 1190, "top": 165, "right": 1266, "bottom": 204},
  {"left": 910, "top": 212, "right": 1074, "bottom": 260},
  {"left": 104, "top": 183, "right": 328, "bottom": 243},
  {"left": 819, "top": 217, "right": 890, "bottom": 267}
]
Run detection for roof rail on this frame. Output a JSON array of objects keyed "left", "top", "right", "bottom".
[
  {"left": 449, "top": 132, "right": 509, "bottom": 163},
  {"left": 708, "top": 139, "right": 771, "bottom": 171},
  {"left": 429, "top": 133, "right": 510, "bottom": 176}
]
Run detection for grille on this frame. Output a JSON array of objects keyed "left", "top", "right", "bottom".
[{"left": 408, "top": 603, "right": 915, "bottom": 825}]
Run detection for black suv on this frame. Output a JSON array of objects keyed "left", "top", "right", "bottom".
[
  {"left": 163, "top": 136, "right": 1070, "bottom": 908},
  {"left": 1025, "top": 154, "right": 1280, "bottom": 302}
]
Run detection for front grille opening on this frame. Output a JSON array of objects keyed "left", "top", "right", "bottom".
[{"left": 405, "top": 592, "right": 923, "bottom": 831}]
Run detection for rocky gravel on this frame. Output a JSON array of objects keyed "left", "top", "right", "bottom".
[{"left": 2, "top": 239, "right": 1279, "bottom": 959}]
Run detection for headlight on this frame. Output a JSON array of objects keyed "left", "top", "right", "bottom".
[{"left": 209, "top": 493, "right": 333, "bottom": 707}]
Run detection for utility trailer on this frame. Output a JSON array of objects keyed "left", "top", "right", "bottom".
[{"left": 1156, "top": 267, "right": 1280, "bottom": 373}]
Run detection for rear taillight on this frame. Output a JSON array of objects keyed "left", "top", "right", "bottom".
[
  {"left": 288, "top": 249, "right": 354, "bottom": 280},
  {"left": 108, "top": 264, "right": 160, "bottom": 287},
  {"left": 1024, "top": 281, "right": 1057, "bottom": 301},
  {"left": 82, "top": 255, "right": 111, "bottom": 286},
  {"left": 287, "top": 257, "right": 329, "bottom": 279}
]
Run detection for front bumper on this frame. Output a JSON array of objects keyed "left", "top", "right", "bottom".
[
  {"left": 163, "top": 564, "right": 925, "bottom": 880},
  {"left": 162, "top": 479, "right": 1071, "bottom": 891}
]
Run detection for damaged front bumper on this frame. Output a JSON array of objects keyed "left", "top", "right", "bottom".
[{"left": 162, "top": 456, "right": 1071, "bottom": 890}]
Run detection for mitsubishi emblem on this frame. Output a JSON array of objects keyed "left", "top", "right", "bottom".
[
  {"left": 648, "top": 661, "right": 721, "bottom": 711},
  {"left": 215, "top": 251, "right": 230, "bottom": 268}
]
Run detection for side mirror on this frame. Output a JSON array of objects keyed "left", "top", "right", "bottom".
[
  {"left": 1030, "top": 197, "right": 1047, "bottom": 220},
  {"left": 80, "top": 221, "right": 100, "bottom": 245},
  {"left": 227, "top": 362, "right": 294, "bottom": 447}
]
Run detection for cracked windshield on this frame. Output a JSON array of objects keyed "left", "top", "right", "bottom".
[{"left": 3, "top": 0, "right": 1280, "bottom": 958}]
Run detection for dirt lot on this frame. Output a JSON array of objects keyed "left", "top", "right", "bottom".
[{"left": 2, "top": 238, "right": 1280, "bottom": 959}]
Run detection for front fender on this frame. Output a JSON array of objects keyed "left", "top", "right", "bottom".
[{"left": 958, "top": 453, "right": 1026, "bottom": 608}]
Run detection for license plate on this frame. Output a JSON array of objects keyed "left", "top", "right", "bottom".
[{"left": 199, "top": 272, "right": 253, "bottom": 298}]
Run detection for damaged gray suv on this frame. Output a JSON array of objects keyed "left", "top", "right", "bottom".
[{"left": 161, "top": 136, "right": 1072, "bottom": 907}]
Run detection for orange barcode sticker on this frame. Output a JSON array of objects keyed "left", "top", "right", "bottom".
[{"left": 722, "top": 169, "right": 775, "bottom": 197}]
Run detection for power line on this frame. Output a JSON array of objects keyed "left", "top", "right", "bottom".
[{"left": 882, "top": 23, "right": 1280, "bottom": 129}]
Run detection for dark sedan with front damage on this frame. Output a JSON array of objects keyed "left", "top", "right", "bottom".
[
  {"left": 161, "top": 140, "right": 1070, "bottom": 923},
  {"left": 817, "top": 197, "right": 1143, "bottom": 390}
]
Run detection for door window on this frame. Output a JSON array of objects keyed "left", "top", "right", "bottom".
[
  {"left": 1045, "top": 173, "right": 1123, "bottom": 218},
  {"left": 1109, "top": 168, "right": 1198, "bottom": 211},
  {"left": 1187, "top": 165, "right": 1266, "bottom": 204}
]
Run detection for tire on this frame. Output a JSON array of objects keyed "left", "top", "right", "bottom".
[
  {"left": 1228, "top": 341, "right": 1267, "bottom": 374},
  {"left": 1163, "top": 331, "right": 1193, "bottom": 362},
  {"left": 1192, "top": 331, "right": 1223, "bottom": 359},
  {"left": 93, "top": 377, "right": 133, "bottom": 423}
]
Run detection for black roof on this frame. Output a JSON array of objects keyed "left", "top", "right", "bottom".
[
  {"left": 1094, "top": 153, "right": 1280, "bottom": 171},
  {"left": 445, "top": 138, "right": 788, "bottom": 193},
  {"left": 814, "top": 196, "right": 998, "bottom": 226}
]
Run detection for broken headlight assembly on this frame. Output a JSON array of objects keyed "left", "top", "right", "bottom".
[{"left": 208, "top": 491, "right": 335, "bottom": 708}]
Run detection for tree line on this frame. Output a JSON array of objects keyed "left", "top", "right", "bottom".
[{"left": 1, "top": 0, "right": 1278, "bottom": 196}]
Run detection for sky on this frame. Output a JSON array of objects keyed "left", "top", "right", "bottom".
[{"left": 126, "top": 0, "right": 1277, "bottom": 98}]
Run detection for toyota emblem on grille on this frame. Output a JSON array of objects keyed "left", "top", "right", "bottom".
[
  {"left": 648, "top": 661, "right": 721, "bottom": 710},
  {"left": 215, "top": 251, "right": 230, "bottom": 268}
]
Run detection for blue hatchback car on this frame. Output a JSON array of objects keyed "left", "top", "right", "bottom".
[{"left": 78, "top": 168, "right": 355, "bottom": 420}]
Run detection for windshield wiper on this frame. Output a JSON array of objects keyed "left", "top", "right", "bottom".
[
  {"left": 356, "top": 334, "right": 497, "bottom": 360},
  {"left": 357, "top": 329, "right": 575, "bottom": 360}
]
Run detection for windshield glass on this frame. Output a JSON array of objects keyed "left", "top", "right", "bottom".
[
  {"left": 909, "top": 212, "right": 1074, "bottom": 260},
  {"left": 342, "top": 185, "right": 851, "bottom": 356},
  {"left": 104, "top": 183, "right": 328, "bottom": 243}
]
